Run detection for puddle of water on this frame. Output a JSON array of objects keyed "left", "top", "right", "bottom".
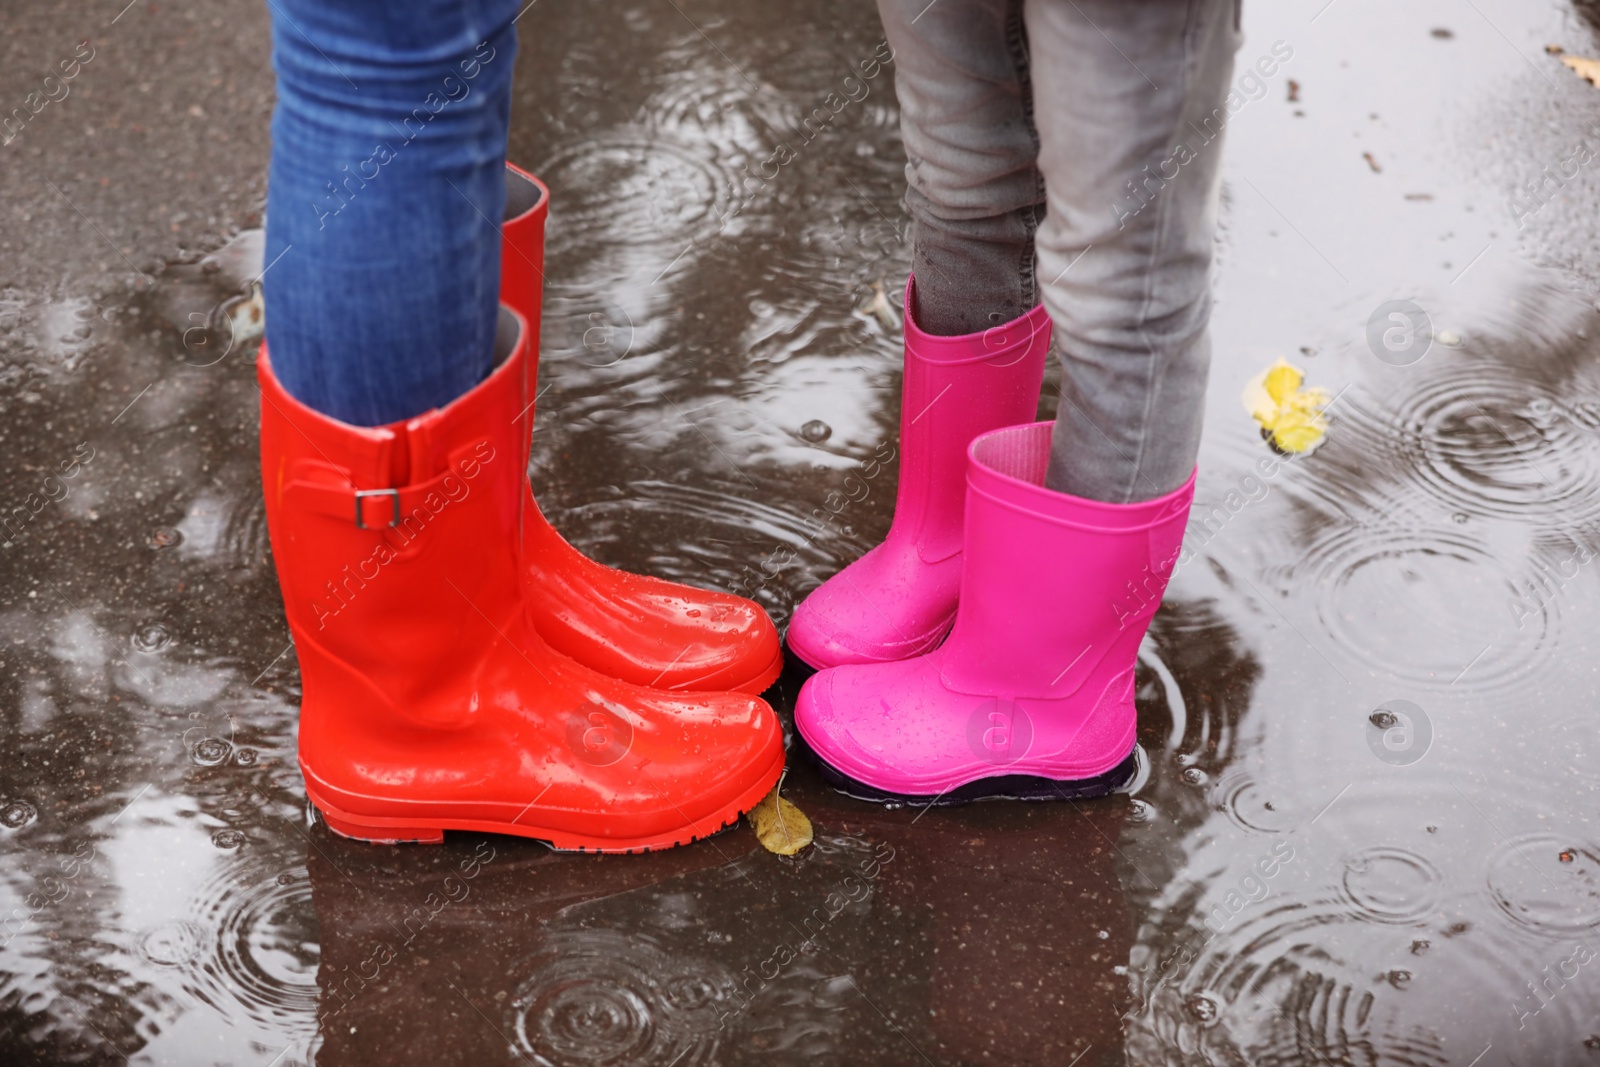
[{"left": 8, "top": 0, "right": 1600, "bottom": 1064}]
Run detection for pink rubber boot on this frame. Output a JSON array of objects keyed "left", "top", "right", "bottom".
[
  {"left": 795, "top": 422, "right": 1193, "bottom": 804},
  {"left": 785, "top": 276, "right": 1051, "bottom": 670}
]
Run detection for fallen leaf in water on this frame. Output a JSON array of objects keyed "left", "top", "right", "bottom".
[
  {"left": 749, "top": 786, "right": 812, "bottom": 855},
  {"left": 1262, "top": 360, "right": 1302, "bottom": 405},
  {"left": 853, "top": 279, "right": 901, "bottom": 333},
  {"left": 1242, "top": 358, "right": 1331, "bottom": 454},
  {"left": 228, "top": 282, "right": 265, "bottom": 345},
  {"left": 1561, "top": 55, "right": 1600, "bottom": 87}
]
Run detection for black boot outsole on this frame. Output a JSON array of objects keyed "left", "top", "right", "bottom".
[{"left": 800, "top": 734, "right": 1141, "bottom": 808}]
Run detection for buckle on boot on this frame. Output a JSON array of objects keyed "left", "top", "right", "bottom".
[{"left": 354, "top": 488, "right": 401, "bottom": 529}]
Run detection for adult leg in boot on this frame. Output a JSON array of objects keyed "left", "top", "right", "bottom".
[
  {"left": 260, "top": 3, "right": 782, "bottom": 848},
  {"left": 785, "top": 281, "right": 1049, "bottom": 671},
  {"left": 259, "top": 314, "right": 785, "bottom": 851},
  {"left": 499, "top": 164, "right": 783, "bottom": 695},
  {"left": 795, "top": 423, "right": 1190, "bottom": 803},
  {"left": 264, "top": 0, "right": 519, "bottom": 428}
]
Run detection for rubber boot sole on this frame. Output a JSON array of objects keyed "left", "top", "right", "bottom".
[
  {"left": 802, "top": 737, "right": 1140, "bottom": 808},
  {"left": 302, "top": 746, "right": 785, "bottom": 854},
  {"left": 781, "top": 635, "right": 824, "bottom": 676},
  {"left": 727, "top": 646, "right": 784, "bottom": 695}
]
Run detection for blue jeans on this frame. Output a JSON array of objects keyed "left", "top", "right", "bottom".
[
  {"left": 263, "top": 0, "right": 520, "bottom": 427},
  {"left": 877, "top": 0, "right": 1242, "bottom": 502}
]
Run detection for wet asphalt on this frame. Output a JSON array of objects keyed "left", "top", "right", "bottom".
[{"left": 7, "top": 0, "right": 1600, "bottom": 1064}]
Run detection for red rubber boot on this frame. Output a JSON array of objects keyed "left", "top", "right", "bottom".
[
  {"left": 258, "top": 307, "right": 784, "bottom": 851},
  {"left": 500, "top": 163, "right": 782, "bottom": 695}
]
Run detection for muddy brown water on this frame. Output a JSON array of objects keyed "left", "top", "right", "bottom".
[{"left": 6, "top": 0, "right": 1600, "bottom": 1063}]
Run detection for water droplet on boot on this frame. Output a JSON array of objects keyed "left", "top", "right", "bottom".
[
  {"left": 150, "top": 527, "right": 184, "bottom": 549},
  {"left": 213, "top": 829, "right": 245, "bottom": 849},
  {"left": 799, "top": 419, "right": 832, "bottom": 443}
]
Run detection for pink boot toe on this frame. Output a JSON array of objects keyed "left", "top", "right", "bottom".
[{"left": 784, "top": 542, "right": 959, "bottom": 670}]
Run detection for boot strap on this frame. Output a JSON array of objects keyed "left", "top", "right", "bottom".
[
  {"left": 285, "top": 439, "right": 495, "bottom": 532},
  {"left": 354, "top": 489, "right": 401, "bottom": 529}
]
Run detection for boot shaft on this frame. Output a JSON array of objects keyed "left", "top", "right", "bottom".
[
  {"left": 501, "top": 163, "right": 548, "bottom": 342},
  {"left": 501, "top": 164, "right": 546, "bottom": 481},
  {"left": 893, "top": 275, "right": 1051, "bottom": 564},
  {"left": 939, "top": 422, "right": 1193, "bottom": 701},
  {"left": 258, "top": 310, "right": 531, "bottom": 721}
]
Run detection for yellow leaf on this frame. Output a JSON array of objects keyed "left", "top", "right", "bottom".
[
  {"left": 1561, "top": 55, "right": 1600, "bottom": 88},
  {"left": 1268, "top": 406, "right": 1327, "bottom": 453},
  {"left": 854, "top": 279, "right": 901, "bottom": 332},
  {"left": 1241, "top": 358, "right": 1331, "bottom": 454},
  {"left": 749, "top": 786, "right": 812, "bottom": 855},
  {"left": 1262, "top": 359, "right": 1303, "bottom": 406}
]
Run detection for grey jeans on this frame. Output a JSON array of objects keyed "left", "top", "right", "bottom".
[{"left": 877, "top": 0, "right": 1242, "bottom": 503}]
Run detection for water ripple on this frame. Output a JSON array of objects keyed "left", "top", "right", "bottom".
[
  {"left": 1393, "top": 370, "right": 1600, "bottom": 529},
  {"left": 1214, "top": 772, "right": 1299, "bottom": 835},
  {"left": 540, "top": 479, "right": 866, "bottom": 624},
  {"left": 131, "top": 623, "right": 172, "bottom": 654},
  {"left": 179, "top": 861, "right": 320, "bottom": 1035},
  {"left": 0, "top": 798, "right": 39, "bottom": 830},
  {"left": 1277, "top": 523, "right": 1552, "bottom": 690},
  {"left": 1129, "top": 902, "right": 1452, "bottom": 1067},
  {"left": 508, "top": 929, "right": 737, "bottom": 1067},
  {"left": 1339, "top": 847, "right": 1444, "bottom": 926},
  {"left": 540, "top": 134, "right": 731, "bottom": 255},
  {"left": 1486, "top": 834, "right": 1600, "bottom": 936},
  {"left": 136, "top": 918, "right": 208, "bottom": 968}
]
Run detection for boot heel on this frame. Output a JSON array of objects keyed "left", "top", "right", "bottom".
[{"left": 317, "top": 806, "right": 445, "bottom": 845}]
